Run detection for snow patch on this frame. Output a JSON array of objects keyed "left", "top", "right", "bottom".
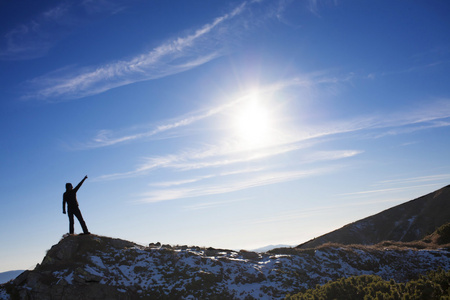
[
  {"left": 20, "top": 239, "right": 450, "bottom": 299},
  {"left": 0, "top": 287, "right": 11, "bottom": 300},
  {"left": 90, "top": 256, "right": 106, "bottom": 269},
  {"left": 64, "top": 272, "right": 74, "bottom": 284}
]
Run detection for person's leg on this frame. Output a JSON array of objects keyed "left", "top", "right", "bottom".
[
  {"left": 73, "top": 207, "right": 89, "bottom": 234},
  {"left": 68, "top": 211, "right": 75, "bottom": 234}
]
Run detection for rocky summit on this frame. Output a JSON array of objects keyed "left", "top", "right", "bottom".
[{"left": 1, "top": 234, "right": 450, "bottom": 299}]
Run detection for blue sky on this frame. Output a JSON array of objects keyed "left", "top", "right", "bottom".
[{"left": 1, "top": 0, "right": 450, "bottom": 272}]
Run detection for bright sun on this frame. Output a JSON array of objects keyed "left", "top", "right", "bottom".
[{"left": 233, "top": 91, "right": 273, "bottom": 148}]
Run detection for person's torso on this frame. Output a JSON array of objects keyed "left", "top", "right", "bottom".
[{"left": 64, "top": 190, "right": 79, "bottom": 209}]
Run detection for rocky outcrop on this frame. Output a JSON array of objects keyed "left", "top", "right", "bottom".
[
  {"left": 1, "top": 234, "right": 450, "bottom": 299},
  {"left": 7, "top": 235, "right": 140, "bottom": 300}
]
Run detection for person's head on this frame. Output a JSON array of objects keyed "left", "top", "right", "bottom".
[{"left": 65, "top": 183, "right": 73, "bottom": 191}]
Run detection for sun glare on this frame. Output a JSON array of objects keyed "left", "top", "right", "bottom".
[{"left": 233, "top": 91, "right": 274, "bottom": 148}]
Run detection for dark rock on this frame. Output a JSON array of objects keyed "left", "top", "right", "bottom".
[{"left": 239, "top": 250, "right": 260, "bottom": 260}]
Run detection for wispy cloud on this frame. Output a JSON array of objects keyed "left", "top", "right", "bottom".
[
  {"left": 245, "top": 196, "right": 409, "bottom": 226},
  {"left": 302, "top": 150, "right": 364, "bottom": 163},
  {"left": 306, "top": 0, "right": 339, "bottom": 16},
  {"left": 308, "top": 0, "right": 320, "bottom": 15},
  {"left": 94, "top": 121, "right": 361, "bottom": 180},
  {"left": 375, "top": 174, "right": 450, "bottom": 186},
  {"left": 338, "top": 183, "right": 445, "bottom": 197},
  {"left": 380, "top": 60, "right": 450, "bottom": 77},
  {"left": 150, "top": 167, "right": 267, "bottom": 188},
  {"left": 23, "top": 0, "right": 329, "bottom": 101},
  {"left": 183, "top": 197, "right": 251, "bottom": 211},
  {"left": 99, "top": 146, "right": 359, "bottom": 202},
  {"left": 353, "top": 100, "right": 450, "bottom": 139},
  {"left": 170, "top": 144, "right": 311, "bottom": 171},
  {"left": 95, "top": 142, "right": 313, "bottom": 181},
  {"left": 369, "top": 120, "right": 450, "bottom": 139},
  {"left": 94, "top": 93, "right": 450, "bottom": 182},
  {"left": 315, "top": 99, "right": 450, "bottom": 139},
  {"left": 81, "top": 94, "right": 247, "bottom": 149},
  {"left": 76, "top": 54, "right": 450, "bottom": 202},
  {"left": 79, "top": 72, "right": 354, "bottom": 149},
  {"left": 152, "top": 142, "right": 447, "bottom": 205},
  {"left": 22, "top": 2, "right": 251, "bottom": 101},
  {"left": 0, "top": 0, "right": 127, "bottom": 61},
  {"left": 138, "top": 167, "right": 335, "bottom": 203}
]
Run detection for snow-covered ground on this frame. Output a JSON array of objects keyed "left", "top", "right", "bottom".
[
  {"left": 2, "top": 235, "right": 450, "bottom": 299},
  {"left": 81, "top": 244, "right": 450, "bottom": 299},
  {"left": 0, "top": 288, "right": 9, "bottom": 300}
]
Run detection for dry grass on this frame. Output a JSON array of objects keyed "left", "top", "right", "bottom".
[
  {"left": 269, "top": 238, "right": 450, "bottom": 256},
  {"left": 278, "top": 222, "right": 450, "bottom": 254}
]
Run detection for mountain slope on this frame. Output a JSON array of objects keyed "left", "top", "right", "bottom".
[
  {"left": 1, "top": 234, "right": 449, "bottom": 299},
  {"left": 297, "top": 185, "right": 450, "bottom": 249},
  {"left": 0, "top": 271, "right": 24, "bottom": 285}
]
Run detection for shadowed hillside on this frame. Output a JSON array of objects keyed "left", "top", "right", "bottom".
[
  {"left": 297, "top": 185, "right": 450, "bottom": 249},
  {"left": 1, "top": 232, "right": 450, "bottom": 300}
]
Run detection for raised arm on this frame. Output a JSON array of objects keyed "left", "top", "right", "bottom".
[{"left": 73, "top": 175, "right": 88, "bottom": 192}]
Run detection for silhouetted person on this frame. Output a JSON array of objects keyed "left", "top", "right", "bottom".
[{"left": 63, "top": 175, "right": 90, "bottom": 235}]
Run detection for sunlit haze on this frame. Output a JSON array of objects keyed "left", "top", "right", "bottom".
[
  {"left": 1, "top": 0, "right": 450, "bottom": 272},
  {"left": 233, "top": 91, "right": 273, "bottom": 146}
]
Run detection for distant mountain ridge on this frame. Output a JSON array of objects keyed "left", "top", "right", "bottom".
[
  {"left": 297, "top": 184, "right": 450, "bottom": 249},
  {"left": 251, "top": 244, "right": 294, "bottom": 253},
  {"left": 0, "top": 270, "right": 24, "bottom": 285}
]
